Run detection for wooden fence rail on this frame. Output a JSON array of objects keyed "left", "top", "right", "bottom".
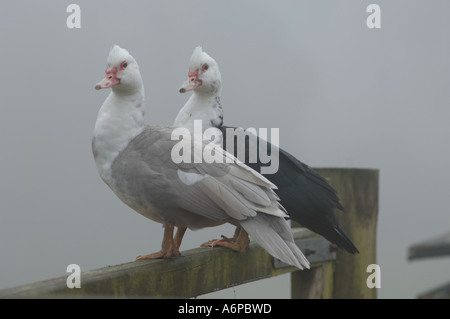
[{"left": 0, "top": 168, "right": 379, "bottom": 299}]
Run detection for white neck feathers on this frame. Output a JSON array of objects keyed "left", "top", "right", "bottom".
[
  {"left": 92, "top": 87, "right": 145, "bottom": 182},
  {"left": 174, "top": 91, "right": 223, "bottom": 132}
]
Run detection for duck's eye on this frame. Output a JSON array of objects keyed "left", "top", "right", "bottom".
[
  {"left": 202, "top": 63, "right": 209, "bottom": 72},
  {"left": 120, "top": 61, "right": 128, "bottom": 70}
]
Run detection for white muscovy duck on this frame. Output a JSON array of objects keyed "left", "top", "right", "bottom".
[
  {"left": 92, "top": 45, "right": 310, "bottom": 269},
  {"left": 175, "top": 46, "right": 359, "bottom": 254}
]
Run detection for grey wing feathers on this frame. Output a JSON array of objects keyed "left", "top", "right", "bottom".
[
  {"left": 240, "top": 214, "right": 310, "bottom": 269},
  {"left": 176, "top": 165, "right": 286, "bottom": 221},
  {"left": 146, "top": 125, "right": 288, "bottom": 221}
]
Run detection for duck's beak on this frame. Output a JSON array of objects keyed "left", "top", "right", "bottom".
[
  {"left": 179, "top": 69, "right": 202, "bottom": 93},
  {"left": 95, "top": 67, "right": 120, "bottom": 90}
]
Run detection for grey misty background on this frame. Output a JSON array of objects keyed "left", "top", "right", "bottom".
[{"left": 1, "top": 1, "right": 449, "bottom": 298}]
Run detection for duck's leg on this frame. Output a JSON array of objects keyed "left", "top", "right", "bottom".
[
  {"left": 173, "top": 226, "right": 187, "bottom": 256},
  {"left": 136, "top": 223, "right": 177, "bottom": 260}
]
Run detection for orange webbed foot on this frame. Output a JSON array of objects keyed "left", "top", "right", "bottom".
[{"left": 200, "top": 227, "right": 249, "bottom": 253}]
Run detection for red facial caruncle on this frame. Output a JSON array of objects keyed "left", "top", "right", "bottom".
[
  {"left": 179, "top": 64, "right": 209, "bottom": 93},
  {"left": 95, "top": 64, "right": 123, "bottom": 90}
]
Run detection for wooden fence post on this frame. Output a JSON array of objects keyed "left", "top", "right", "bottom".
[
  {"left": 291, "top": 262, "right": 334, "bottom": 299},
  {"left": 314, "top": 168, "right": 379, "bottom": 299}
]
